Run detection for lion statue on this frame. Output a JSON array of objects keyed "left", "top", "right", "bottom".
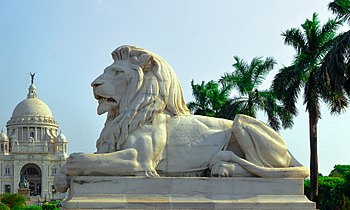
[{"left": 54, "top": 45, "right": 309, "bottom": 192}]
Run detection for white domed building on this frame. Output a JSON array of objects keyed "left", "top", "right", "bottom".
[{"left": 0, "top": 76, "right": 67, "bottom": 197}]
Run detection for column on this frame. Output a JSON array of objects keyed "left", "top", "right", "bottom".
[
  {"left": 13, "top": 161, "right": 20, "bottom": 193},
  {"left": 35, "top": 127, "right": 37, "bottom": 141},
  {"left": 41, "top": 161, "right": 49, "bottom": 197},
  {"left": 44, "top": 128, "right": 46, "bottom": 142}
]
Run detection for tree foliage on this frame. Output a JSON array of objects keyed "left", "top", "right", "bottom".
[
  {"left": 329, "top": 165, "right": 350, "bottom": 178},
  {"left": 188, "top": 56, "right": 293, "bottom": 132},
  {"left": 322, "top": 0, "right": 350, "bottom": 100},
  {"left": 220, "top": 56, "right": 293, "bottom": 131},
  {"left": 187, "top": 80, "right": 231, "bottom": 117}
]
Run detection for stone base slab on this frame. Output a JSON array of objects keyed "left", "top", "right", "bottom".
[{"left": 63, "top": 176, "right": 316, "bottom": 209}]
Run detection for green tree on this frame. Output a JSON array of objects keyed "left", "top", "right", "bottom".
[
  {"left": 272, "top": 13, "right": 344, "bottom": 202},
  {"left": 187, "top": 80, "right": 231, "bottom": 117},
  {"left": 329, "top": 165, "right": 350, "bottom": 178},
  {"left": 220, "top": 56, "right": 293, "bottom": 131},
  {"left": 321, "top": 0, "right": 350, "bottom": 98}
]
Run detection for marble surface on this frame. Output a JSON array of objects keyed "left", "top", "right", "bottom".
[{"left": 63, "top": 176, "right": 316, "bottom": 209}]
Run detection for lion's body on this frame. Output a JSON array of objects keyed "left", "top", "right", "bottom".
[
  {"left": 159, "top": 115, "right": 249, "bottom": 175},
  {"left": 58, "top": 45, "right": 309, "bottom": 182},
  {"left": 122, "top": 113, "right": 235, "bottom": 175}
]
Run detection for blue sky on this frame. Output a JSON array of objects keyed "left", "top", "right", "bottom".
[{"left": 0, "top": 0, "right": 349, "bottom": 175}]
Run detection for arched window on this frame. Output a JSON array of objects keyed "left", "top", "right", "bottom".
[
  {"left": 23, "top": 167, "right": 40, "bottom": 176},
  {"left": 21, "top": 164, "right": 42, "bottom": 196}
]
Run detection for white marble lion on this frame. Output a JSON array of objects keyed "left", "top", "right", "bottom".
[{"left": 54, "top": 45, "right": 309, "bottom": 192}]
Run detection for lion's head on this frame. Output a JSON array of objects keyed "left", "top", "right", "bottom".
[{"left": 92, "top": 45, "right": 190, "bottom": 153}]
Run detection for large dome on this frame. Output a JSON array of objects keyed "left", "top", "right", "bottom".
[
  {"left": 7, "top": 83, "right": 57, "bottom": 127},
  {"left": 12, "top": 98, "right": 53, "bottom": 118},
  {"left": 11, "top": 84, "right": 53, "bottom": 118}
]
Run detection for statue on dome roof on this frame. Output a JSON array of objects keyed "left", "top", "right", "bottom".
[{"left": 29, "top": 72, "right": 35, "bottom": 85}]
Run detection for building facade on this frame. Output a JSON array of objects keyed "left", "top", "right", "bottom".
[{"left": 0, "top": 78, "right": 67, "bottom": 197}]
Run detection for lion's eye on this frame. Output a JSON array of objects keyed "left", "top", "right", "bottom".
[
  {"left": 114, "top": 70, "right": 123, "bottom": 76},
  {"left": 114, "top": 69, "right": 124, "bottom": 76}
]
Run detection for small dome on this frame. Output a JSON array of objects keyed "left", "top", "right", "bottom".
[
  {"left": 12, "top": 98, "right": 53, "bottom": 118},
  {"left": 0, "top": 129, "right": 8, "bottom": 142},
  {"left": 27, "top": 84, "right": 37, "bottom": 98},
  {"left": 57, "top": 131, "right": 67, "bottom": 142}
]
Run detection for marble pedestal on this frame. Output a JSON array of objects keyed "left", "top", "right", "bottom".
[{"left": 63, "top": 176, "right": 316, "bottom": 210}]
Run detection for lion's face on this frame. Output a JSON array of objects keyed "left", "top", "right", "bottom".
[{"left": 91, "top": 60, "right": 134, "bottom": 115}]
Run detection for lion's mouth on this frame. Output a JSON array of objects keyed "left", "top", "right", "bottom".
[
  {"left": 98, "top": 97, "right": 117, "bottom": 104},
  {"left": 94, "top": 94, "right": 118, "bottom": 115},
  {"left": 94, "top": 94, "right": 117, "bottom": 104}
]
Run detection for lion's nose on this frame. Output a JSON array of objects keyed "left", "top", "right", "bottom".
[{"left": 91, "top": 79, "right": 103, "bottom": 88}]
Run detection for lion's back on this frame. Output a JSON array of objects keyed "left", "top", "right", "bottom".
[{"left": 156, "top": 115, "right": 232, "bottom": 173}]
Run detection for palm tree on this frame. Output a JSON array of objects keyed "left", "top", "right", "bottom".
[
  {"left": 272, "top": 13, "right": 344, "bottom": 202},
  {"left": 220, "top": 56, "right": 293, "bottom": 131},
  {"left": 187, "top": 80, "right": 231, "bottom": 117},
  {"left": 321, "top": 0, "right": 350, "bottom": 98}
]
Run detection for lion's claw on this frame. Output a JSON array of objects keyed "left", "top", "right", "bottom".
[{"left": 136, "top": 170, "right": 159, "bottom": 177}]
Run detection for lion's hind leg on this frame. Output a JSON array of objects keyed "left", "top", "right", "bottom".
[{"left": 210, "top": 151, "right": 254, "bottom": 177}]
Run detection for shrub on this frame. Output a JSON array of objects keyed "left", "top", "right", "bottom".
[
  {"left": 0, "top": 203, "right": 10, "bottom": 210},
  {"left": 41, "top": 204, "right": 57, "bottom": 210},
  {"left": 11, "top": 206, "right": 25, "bottom": 210},
  {"left": 305, "top": 175, "right": 350, "bottom": 210},
  {"left": 24, "top": 206, "right": 42, "bottom": 210},
  {"left": 12, "top": 206, "right": 43, "bottom": 210},
  {"left": 0, "top": 193, "right": 26, "bottom": 209},
  {"left": 319, "top": 176, "right": 346, "bottom": 209}
]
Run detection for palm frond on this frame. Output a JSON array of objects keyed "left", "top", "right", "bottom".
[
  {"left": 272, "top": 65, "right": 303, "bottom": 115},
  {"left": 282, "top": 28, "right": 306, "bottom": 53},
  {"left": 218, "top": 97, "right": 247, "bottom": 120},
  {"left": 329, "top": 0, "right": 350, "bottom": 24},
  {"left": 252, "top": 57, "right": 276, "bottom": 87},
  {"left": 301, "top": 13, "right": 320, "bottom": 52},
  {"left": 321, "top": 31, "right": 350, "bottom": 96},
  {"left": 319, "top": 18, "right": 341, "bottom": 44}
]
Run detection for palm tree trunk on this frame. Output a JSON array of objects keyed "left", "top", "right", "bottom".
[{"left": 309, "top": 112, "right": 318, "bottom": 204}]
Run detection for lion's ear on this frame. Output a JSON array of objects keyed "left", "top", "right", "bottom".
[{"left": 137, "top": 54, "right": 153, "bottom": 70}]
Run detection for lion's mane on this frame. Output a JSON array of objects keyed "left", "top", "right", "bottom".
[{"left": 96, "top": 45, "right": 190, "bottom": 153}]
